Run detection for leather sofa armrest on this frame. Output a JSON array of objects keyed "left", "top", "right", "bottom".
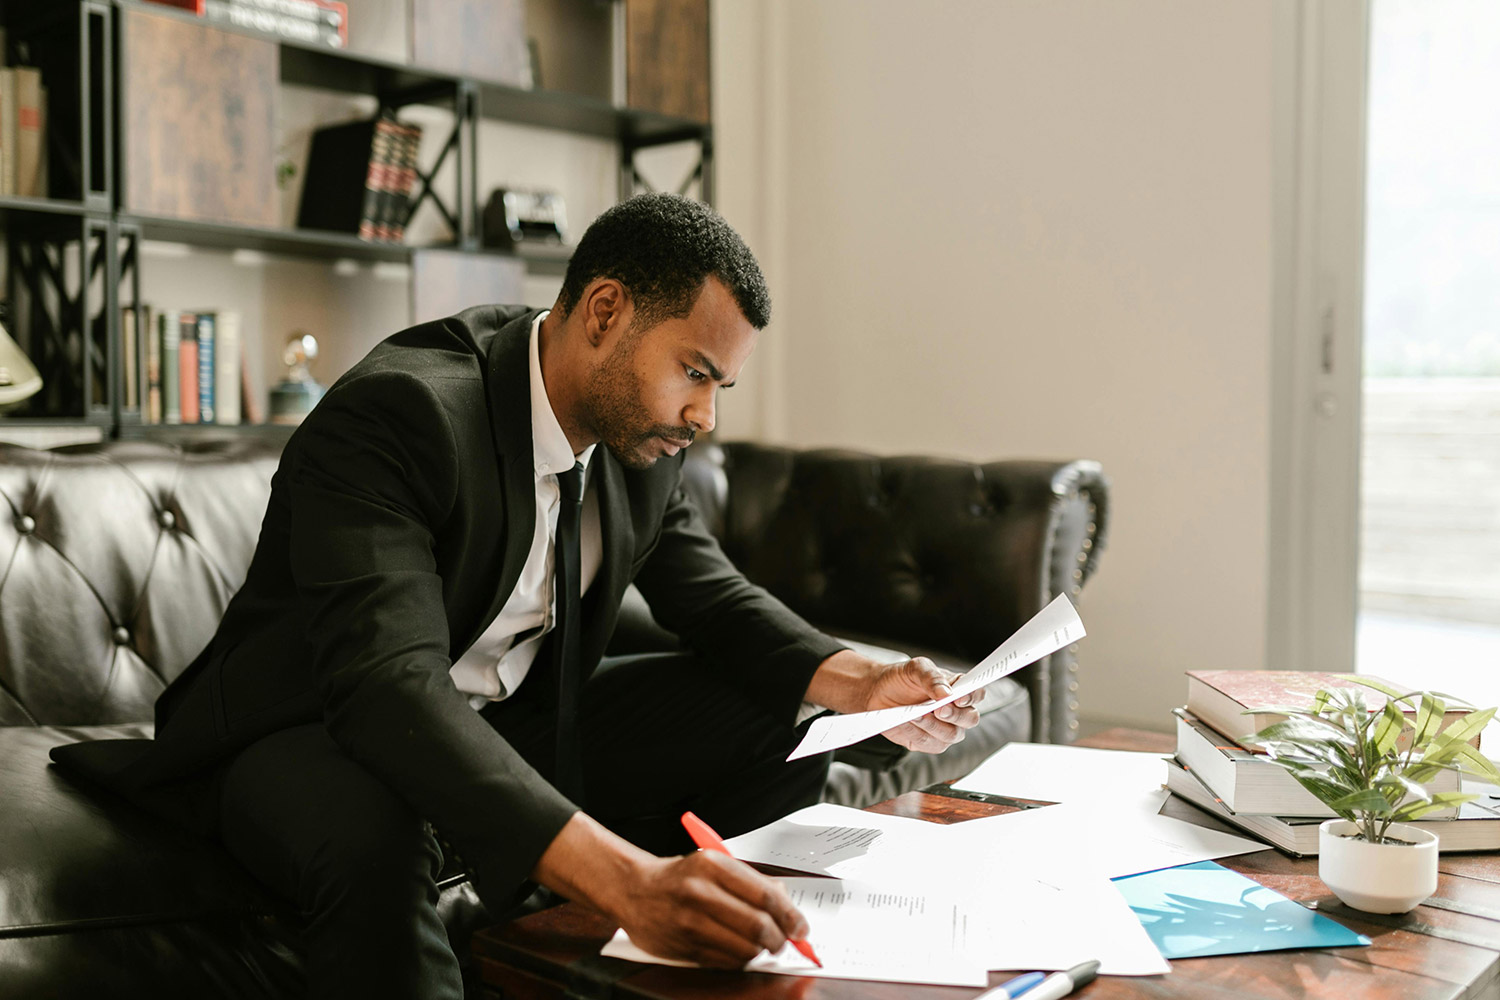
[{"left": 698, "top": 444, "right": 1110, "bottom": 745}]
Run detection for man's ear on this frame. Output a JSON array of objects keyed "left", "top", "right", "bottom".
[{"left": 582, "top": 279, "right": 630, "bottom": 348}]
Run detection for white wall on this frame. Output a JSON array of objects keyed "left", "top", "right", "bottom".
[{"left": 711, "top": 0, "right": 1279, "bottom": 732}]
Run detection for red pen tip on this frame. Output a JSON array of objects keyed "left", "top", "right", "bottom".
[{"left": 792, "top": 938, "right": 823, "bottom": 968}]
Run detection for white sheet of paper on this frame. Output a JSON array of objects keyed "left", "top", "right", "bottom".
[
  {"left": 788, "top": 593, "right": 1086, "bottom": 760},
  {"left": 951, "top": 743, "right": 1171, "bottom": 806},
  {"left": 946, "top": 800, "right": 1267, "bottom": 881},
  {"left": 600, "top": 878, "right": 989, "bottom": 987},
  {"left": 962, "top": 869, "right": 1171, "bottom": 976},
  {"left": 722, "top": 803, "right": 940, "bottom": 880}
]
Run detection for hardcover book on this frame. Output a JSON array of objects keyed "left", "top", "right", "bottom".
[
  {"left": 1185, "top": 670, "right": 1477, "bottom": 750},
  {"left": 1167, "top": 758, "right": 1500, "bottom": 857},
  {"left": 1173, "top": 709, "right": 1459, "bottom": 818}
]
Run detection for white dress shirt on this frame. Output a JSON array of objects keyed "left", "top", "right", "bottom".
[{"left": 449, "top": 311, "right": 603, "bottom": 706}]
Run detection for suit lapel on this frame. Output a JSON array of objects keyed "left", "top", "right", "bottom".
[{"left": 459, "top": 310, "right": 541, "bottom": 655}]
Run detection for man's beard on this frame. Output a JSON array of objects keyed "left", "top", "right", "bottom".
[{"left": 581, "top": 336, "right": 695, "bottom": 470}]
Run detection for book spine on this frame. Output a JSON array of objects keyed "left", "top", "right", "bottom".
[
  {"left": 122, "top": 305, "right": 138, "bottom": 410},
  {"left": 392, "top": 122, "right": 422, "bottom": 242},
  {"left": 146, "top": 305, "right": 162, "bottom": 424},
  {"left": 214, "top": 310, "right": 242, "bottom": 425},
  {"left": 373, "top": 116, "right": 399, "bottom": 242},
  {"left": 14, "top": 67, "right": 42, "bottom": 199},
  {"left": 196, "top": 313, "right": 216, "bottom": 424},
  {"left": 178, "top": 311, "right": 199, "bottom": 425},
  {"left": 0, "top": 68, "right": 16, "bottom": 197},
  {"left": 201, "top": 0, "right": 345, "bottom": 47},
  {"left": 357, "top": 120, "right": 386, "bottom": 241},
  {"left": 162, "top": 310, "right": 181, "bottom": 424}
]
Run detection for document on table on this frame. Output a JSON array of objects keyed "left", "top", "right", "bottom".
[
  {"left": 952, "top": 743, "right": 1171, "bottom": 808},
  {"left": 945, "top": 800, "right": 1266, "bottom": 881},
  {"left": 723, "top": 805, "right": 1171, "bottom": 976},
  {"left": 788, "top": 593, "right": 1086, "bottom": 760},
  {"left": 964, "top": 869, "right": 1171, "bottom": 976},
  {"left": 601, "top": 877, "right": 990, "bottom": 987},
  {"left": 722, "top": 802, "right": 940, "bottom": 881}
]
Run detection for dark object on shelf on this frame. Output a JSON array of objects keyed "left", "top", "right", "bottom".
[
  {"left": 268, "top": 332, "right": 325, "bottom": 425},
  {"left": 297, "top": 113, "right": 419, "bottom": 242},
  {"left": 412, "top": 0, "right": 528, "bottom": 86},
  {"left": 481, "top": 187, "right": 567, "bottom": 250},
  {"left": 120, "top": 6, "right": 279, "bottom": 227},
  {"left": 627, "top": 0, "right": 710, "bottom": 123}
]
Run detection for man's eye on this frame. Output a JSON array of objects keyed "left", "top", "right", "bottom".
[{"left": 685, "top": 367, "right": 706, "bottom": 381}]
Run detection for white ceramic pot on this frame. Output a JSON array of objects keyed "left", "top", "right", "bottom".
[{"left": 1318, "top": 819, "right": 1439, "bottom": 914}]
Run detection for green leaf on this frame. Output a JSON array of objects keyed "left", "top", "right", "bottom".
[
  {"left": 1288, "top": 771, "right": 1361, "bottom": 807},
  {"left": 1372, "top": 701, "right": 1407, "bottom": 756},
  {"left": 1378, "top": 773, "right": 1432, "bottom": 806},
  {"left": 1251, "top": 717, "right": 1356, "bottom": 747},
  {"left": 1422, "top": 708, "right": 1496, "bottom": 759},
  {"left": 1345, "top": 675, "right": 1404, "bottom": 701},
  {"left": 1412, "top": 693, "right": 1445, "bottom": 747},
  {"left": 1329, "top": 788, "right": 1395, "bottom": 816},
  {"left": 1451, "top": 742, "right": 1500, "bottom": 784},
  {"left": 1393, "top": 791, "right": 1479, "bottom": 822}
]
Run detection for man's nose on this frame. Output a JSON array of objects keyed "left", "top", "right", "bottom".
[{"left": 684, "top": 392, "right": 716, "bottom": 434}]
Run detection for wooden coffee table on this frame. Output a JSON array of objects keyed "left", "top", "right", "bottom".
[{"left": 471, "top": 729, "right": 1500, "bottom": 999}]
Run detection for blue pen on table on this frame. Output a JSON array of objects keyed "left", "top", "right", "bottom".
[
  {"left": 1011, "top": 960, "right": 1101, "bottom": 1000},
  {"left": 984, "top": 971, "right": 1046, "bottom": 999}
]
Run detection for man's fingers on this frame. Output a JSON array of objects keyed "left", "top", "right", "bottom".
[{"left": 694, "top": 853, "right": 806, "bottom": 945}]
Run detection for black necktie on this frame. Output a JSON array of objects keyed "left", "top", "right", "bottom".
[{"left": 552, "top": 462, "right": 586, "bottom": 802}]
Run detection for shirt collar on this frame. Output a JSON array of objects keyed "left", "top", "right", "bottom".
[{"left": 529, "top": 310, "right": 596, "bottom": 478}]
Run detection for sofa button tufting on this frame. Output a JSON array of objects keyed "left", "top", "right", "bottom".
[
  {"left": 112, "top": 626, "right": 130, "bottom": 646},
  {"left": 14, "top": 514, "right": 34, "bottom": 534},
  {"left": 158, "top": 510, "right": 176, "bottom": 529}
]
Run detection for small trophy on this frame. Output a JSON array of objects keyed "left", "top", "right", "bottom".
[{"left": 268, "top": 332, "right": 325, "bottom": 426}]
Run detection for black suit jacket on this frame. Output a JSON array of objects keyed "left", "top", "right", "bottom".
[{"left": 52, "top": 305, "right": 844, "bottom": 902}]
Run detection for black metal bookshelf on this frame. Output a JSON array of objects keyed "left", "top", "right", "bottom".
[{"left": 0, "top": 0, "right": 712, "bottom": 438}]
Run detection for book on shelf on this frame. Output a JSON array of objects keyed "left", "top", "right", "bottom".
[
  {"left": 1173, "top": 708, "right": 1460, "bottom": 819},
  {"left": 298, "top": 113, "right": 417, "bottom": 244},
  {"left": 195, "top": 313, "right": 216, "bottom": 424},
  {"left": 1186, "top": 669, "right": 1478, "bottom": 750},
  {"left": 178, "top": 311, "right": 200, "bottom": 425},
  {"left": 122, "top": 306, "right": 139, "bottom": 410},
  {"left": 202, "top": 0, "right": 348, "bottom": 49},
  {"left": 145, "top": 305, "right": 163, "bottom": 424},
  {"left": 161, "top": 310, "right": 182, "bottom": 425},
  {"left": 214, "top": 311, "right": 242, "bottom": 426},
  {"left": 1166, "top": 757, "right": 1500, "bottom": 856}
]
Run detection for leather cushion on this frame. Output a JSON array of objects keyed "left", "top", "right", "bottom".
[{"left": 0, "top": 725, "right": 272, "bottom": 936}]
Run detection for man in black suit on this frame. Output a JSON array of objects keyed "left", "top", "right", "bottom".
[{"left": 55, "top": 194, "right": 981, "bottom": 998}]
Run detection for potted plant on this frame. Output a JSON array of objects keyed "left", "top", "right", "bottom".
[{"left": 1248, "top": 677, "right": 1500, "bottom": 914}]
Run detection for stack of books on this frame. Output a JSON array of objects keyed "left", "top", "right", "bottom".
[
  {"left": 131, "top": 306, "right": 259, "bottom": 426},
  {"left": 298, "top": 113, "right": 424, "bottom": 244},
  {"left": 1167, "top": 670, "right": 1500, "bottom": 856}
]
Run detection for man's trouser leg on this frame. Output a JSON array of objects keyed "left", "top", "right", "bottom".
[
  {"left": 217, "top": 723, "right": 464, "bottom": 1000},
  {"left": 483, "top": 650, "right": 833, "bottom": 857}
]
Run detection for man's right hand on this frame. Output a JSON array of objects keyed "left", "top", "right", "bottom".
[
  {"left": 532, "top": 812, "right": 808, "bottom": 969},
  {"left": 616, "top": 851, "right": 809, "bottom": 968}
]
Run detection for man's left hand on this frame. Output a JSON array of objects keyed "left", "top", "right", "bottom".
[{"left": 804, "top": 650, "right": 985, "bottom": 754}]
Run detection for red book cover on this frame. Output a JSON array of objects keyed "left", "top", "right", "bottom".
[{"left": 178, "top": 311, "right": 200, "bottom": 425}]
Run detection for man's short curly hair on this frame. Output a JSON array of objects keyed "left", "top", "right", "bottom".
[{"left": 556, "top": 193, "right": 771, "bottom": 330}]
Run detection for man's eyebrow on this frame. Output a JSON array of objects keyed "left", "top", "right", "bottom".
[{"left": 688, "top": 350, "right": 734, "bottom": 387}]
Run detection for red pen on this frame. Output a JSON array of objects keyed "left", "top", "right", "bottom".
[{"left": 680, "top": 811, "right": 824, "bottom": 969}]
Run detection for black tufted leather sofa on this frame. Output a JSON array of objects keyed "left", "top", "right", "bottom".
[{"left": 0, "top": 437, "right": 1108, "bottom": 998}]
